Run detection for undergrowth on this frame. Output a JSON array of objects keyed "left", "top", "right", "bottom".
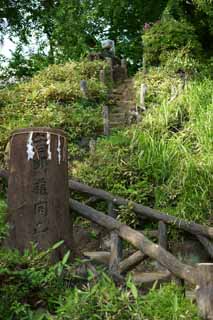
[
  {"left": 0, "top": 199, "right": 200, "bottom": 319},
  {"left": 0, "top": 244, "right": 200, "bottom": 320},
  {"left": 76, "top": 75, "right": 213, "bottom": 224},
  {"left": 55, "top": 276, "right": 199, "bottom": 320}
]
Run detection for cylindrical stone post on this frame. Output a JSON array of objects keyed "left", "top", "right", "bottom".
[
  {"left": 140, "top": 83, "right": 147, "bottom": 110},
  {"left": 121, "top": 59, "right": 127, "bottom": 79},
  {"left": 105, "top": 57, "right": 113, "bottom": 82},
  {"left": 99, "top": 69, "right": 105, "bottom": 83},
  {"left": 103, "top": 105, "right": 110, "bottom": 136},
  {"left": 80, "top": 80, "right": 87, "bottom": 97},
  {"left": 6, "top": 127, "right": 74, "bottom": 261}
]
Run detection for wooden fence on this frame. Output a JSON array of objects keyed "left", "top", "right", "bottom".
[{"left": 0, "top": 170, "right": 213, "bottom": 319}]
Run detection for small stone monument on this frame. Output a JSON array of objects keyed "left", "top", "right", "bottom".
[
  {"left": 101, "top": 39, "right": 115, "bottom": 57},
  {"left": 6, "top": 127, "right": 74, "bottom": 261}
]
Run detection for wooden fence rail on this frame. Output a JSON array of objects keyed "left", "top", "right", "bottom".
[
  {"left": 1, "top": 169, "right": 213, "bottom": 318},
  {"left": 68, "top": 180, "right": 213, "bottom": 240},
  {"left": 1, "top": 171, "right": 213, "bottom": 255},
  {"left": 69, "top": 199, "right": 213, "bottom": 319}
]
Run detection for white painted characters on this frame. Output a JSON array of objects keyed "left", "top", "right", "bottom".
[
  {"left": 46, "top": 132, "right": 52, "bottom": 160},
  {"left": 57, "top": 135, "right": 61, "bottom": 164},
  {"left": 27, "top": 132, "right": 35, "bottom": 160}
]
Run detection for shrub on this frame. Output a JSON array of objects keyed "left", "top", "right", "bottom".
[{"left": 142, "top": 18, "right": 202, "bottom": 67}]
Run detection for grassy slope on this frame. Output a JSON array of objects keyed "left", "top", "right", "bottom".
[
  {"left": 0, "top": 60, "right": 110, "bottom": 166},
  {"left": 0, "top": 60, "right": 211, "bottom": 319},
  {"left": 76, "top": 67, "right": 213, "bottom": 224}
]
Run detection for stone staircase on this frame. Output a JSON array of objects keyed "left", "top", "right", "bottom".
[{"left": 108, "top": 78, "right": 136, "bottom": 131}]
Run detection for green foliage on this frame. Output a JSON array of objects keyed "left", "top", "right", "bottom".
[
  {"left": 56, "top": 276, "right": 199, "bottom": 320},
  {"left": 1, "top": 0, "right": 169, "bottom": 72},
  {"left": 0, "top": 60, "right": 110, "bottom": 164},
  {"left": 0, "top": 247, "right": 200, "bottom": 320},
  {"left": 0, "top": 198, "right": 8, "bottom": 241},
  {"left": 77, "top": 72, "right": 213, "bottom": 224},
  {"left": 142, "top": 18, "right": 202, "bottom": 67},
  {"left": 162, "top": 0, "right": 213, "bottom": 54},
  {"left": 0, "top": 241, "right": 70, "bottom": 320},
  {"left": 193, "top": 0, "right": 213, "bottom": 39},
  {"left": 1, "top": 44, "right": 50, "bottom": 80}
]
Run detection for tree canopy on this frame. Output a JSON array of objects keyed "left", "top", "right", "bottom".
[{"left": 0, "top": 0, "right": 212, "bottom": 73}]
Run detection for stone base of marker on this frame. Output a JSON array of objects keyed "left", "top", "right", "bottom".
[{"left": 6, "top": 127, "right": 75, "bottom": 261}]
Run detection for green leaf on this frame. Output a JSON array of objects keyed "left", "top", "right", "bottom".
[
  {"left": 52, "top": 240, "right": 64, "bottom": 250},
  {"left": 62, "top": 250, "right": 70, "bottom": 265}
]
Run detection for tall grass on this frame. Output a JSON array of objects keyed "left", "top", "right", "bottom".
[
  {"left": 56, "top": 276, "right": 199, "bottom": 320},
  {"left": 77, "top": 77, "right": 213, "bottom": 223}
]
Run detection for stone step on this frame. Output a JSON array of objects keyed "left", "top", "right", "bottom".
[
  {"left": 110, "top": 121, "right": 124, "bottom": 125},
  {"left": 110, "top": 123, "right": 125, "bottom": 128},
  {"left": 123, "top": 78, "right": 133, "bottom": 83},
  {"left": 116, "top": 99, "right": 134, "bottom": 105},
  {"left": 110, "top": 108, "right": 126, "bottom": 114},
  {"left": 110, "top": 113, "right": 125, "bottom": 119},
  {"left": 110, "top": 91, "right": 123, "bottom": 96},
  {"left": 110, "top": 119, "right": 125, "bottom": 124}
]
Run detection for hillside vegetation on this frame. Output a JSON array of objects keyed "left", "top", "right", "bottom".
[
  {"left": 0, "top": 60, "right": 110, "bottom": 166},
  {"left": 1, "top": 57, "right": 211, "bottom": 318},
  {"left": 0, "top": 7, "right": 213, "bottom": 319},
  {"left": 76, "top": 67, "right": 212, "bottom": 224}
]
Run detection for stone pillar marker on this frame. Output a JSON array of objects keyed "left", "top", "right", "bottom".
[{"left": 7, "top": 127, "right": 74, "bottom": 261}]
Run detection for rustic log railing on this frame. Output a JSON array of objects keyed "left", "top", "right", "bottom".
[
  {"left": 68, "top": 180, "right": 213, "bottom": 239},
  {"left": 1, "top": 171, "right": 213, "bottom": 254},
  {"left": 1, "top": 170, "right": 213, "bottom": 319},
  {"left": 69, "top": 199, "right": 213, "bottom": 319},
  {"left": 69, "top": 198, "right": 198, "bottom": 284}
]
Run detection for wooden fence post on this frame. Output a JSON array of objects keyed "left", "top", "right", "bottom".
[
  {"left": 158, "top": 221, "right": 167, "bottom": 250},
  {"left": 105, "top": 57, "right": 113, "bottom": 82},
  {"left": 157, "top": 221, "right": 168, "bottom": 271},
  {"left": 121, "top": 59, "right": 127, "bottom": 79},
  {"left": 196, "top": 263, "right": 213, "bottom": 320},
  {"left": 107, "top": 201, "right": 122, "bottom": 274}
]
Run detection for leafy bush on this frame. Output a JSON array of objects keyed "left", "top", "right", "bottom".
[{"left": 142, "top": 18, "right": 202, "bottom": 67}]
